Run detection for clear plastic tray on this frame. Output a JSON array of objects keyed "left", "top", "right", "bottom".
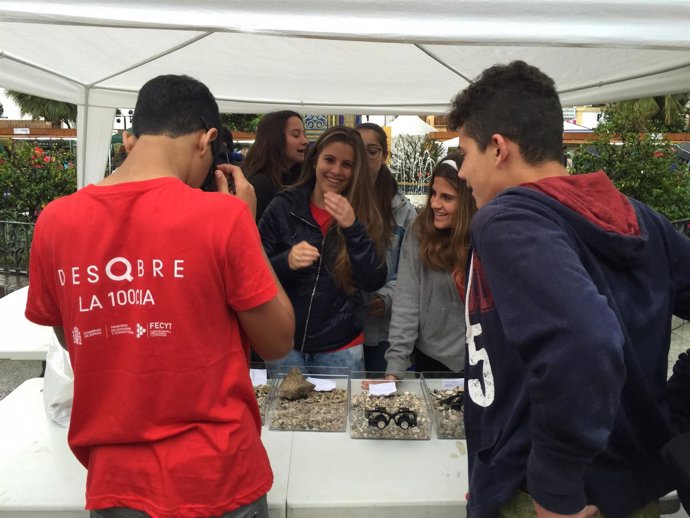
[
  {"left": 250, "top": 363, "right": 274, "bottom": 426},
  {"left": 421, "top": 373, "right": 465, "bottom": 439},
  {"left": 349, "top": 371, "right": 431, "bottom": 440},
  {"left": 266, "top": 366, "right": 349, "bottom": 432}
]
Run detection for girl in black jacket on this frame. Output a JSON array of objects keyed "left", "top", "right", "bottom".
[
  {"left": 244, "top": 111, "right": 309, "bottom": 221},
  {"left": 259, "top": 126, "right": 387, "bottom": 372}
]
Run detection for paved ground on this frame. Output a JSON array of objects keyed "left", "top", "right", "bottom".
[
  {"left": 0, "top": 359, "right": 42, "bottom": 400},
  {"left": 670, "top": 317, "right": 689, "bottom": 374}
]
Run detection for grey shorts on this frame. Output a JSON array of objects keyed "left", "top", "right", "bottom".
[{"left": 90, "top": 494, "right": 268, "bottom": 518}]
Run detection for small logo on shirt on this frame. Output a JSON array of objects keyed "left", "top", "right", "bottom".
[
  {"left": 72, "top": 326, "right": 82, "bottom": 345},
  {"left": 136, "top": 323, "right": 147, "bottom": 338},
  {"left": 148, "top": 322, "right": 173, "bottom": 338}
]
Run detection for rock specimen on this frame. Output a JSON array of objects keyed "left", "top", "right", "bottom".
[{"left": 278, "top": 367, "right": 315, "bottom": 400}]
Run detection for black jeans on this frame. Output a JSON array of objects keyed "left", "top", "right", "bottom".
[
  {"left": 413, "top": 347, "right": 461, "bottom": 374},
  {"left": 363, "top": 340, "right": 390, "bottom": 374}
]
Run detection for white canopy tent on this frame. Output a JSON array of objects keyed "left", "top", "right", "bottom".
[
  {"left": 1, "top": 0, "right": 689, "bottom": 187},
  {"left": 389, "top": 116, "right": 437, "bottom": 137}
]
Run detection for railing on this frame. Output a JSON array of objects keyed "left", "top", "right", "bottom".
[
  {"left": 0, "top": 217, "right": 687, "bottom": 273},
  {"left": 0, "top": 220, "right": 34, "bottom": 274},
  {"left": 672, "top": 218, "right": 690, "bottom": 238}
]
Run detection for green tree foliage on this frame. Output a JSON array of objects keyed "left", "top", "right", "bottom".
[
  {"left": 5, "top": 91, "right": 77, "bottom": 128},
  {"left": 0, "top": 141, "right": 77, "bottom": 222},
  {"left": 572, "top": 102, "right": 690, "bottom": 221},
  {"left": 390, "top": 135, "right": 445, "bottom": 194},
  {"left": 220, "top": 113, "right": 261, "bottom": 133},
  {"left": 617, "top": 95, "right": 689, "bottom": 132}
]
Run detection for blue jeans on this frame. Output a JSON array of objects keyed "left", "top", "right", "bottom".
[
  {"left": 90, "top": 494, "right": 268, "bottom": 518},
  {"left": 267, "top": 345, "right": 364, "bottom": 376}
]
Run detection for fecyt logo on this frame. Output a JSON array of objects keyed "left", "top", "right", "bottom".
[
  {"left": 148, "top": 321, "right": 173, "bottom": 338},
  {"left": 136, "top": 323, "right": 147, "bottom": 338}
]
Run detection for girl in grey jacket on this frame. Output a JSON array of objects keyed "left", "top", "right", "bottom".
[
  {"left": 385, "top": 154, "right": 476, "bottom": 379},
  {"left": 356, "top": 123, "right": 418, "bottom": 373}
]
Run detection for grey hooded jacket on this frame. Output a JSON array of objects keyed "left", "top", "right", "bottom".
[
  {"left": 363, "top": 190, "right": 417, "bottom": 346},
  {"left": 384, "top": 229, "right": 466, "bottom": 376}
]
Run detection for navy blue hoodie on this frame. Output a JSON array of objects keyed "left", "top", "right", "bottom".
[{"left": 464, "top": 171, "right": 690, "bottom": 518}]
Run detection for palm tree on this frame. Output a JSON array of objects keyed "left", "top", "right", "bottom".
[
  {"left": 620, "top": 94, "right": 689, "bottom": 131},
  {"left": 5, "top": 91, "right": 77, "bottom": 128}
]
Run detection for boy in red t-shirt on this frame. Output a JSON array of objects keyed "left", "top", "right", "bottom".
[{"left": 25, "top": 74, "right": 294, "bottom": 518}]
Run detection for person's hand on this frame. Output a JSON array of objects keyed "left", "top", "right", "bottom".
[
  {"left": 324, "top": 191, "right": 355, "bottom": 228},
  {"left": 215, "top": 164, "right": 257, "bottom": 218},
  {"left": 533, "top": 500, "right": 600, "bottom": 518},
  {"left": 361, "top": 374, "right": 399, "bottom": 389},
  {"left": 288, "top": 241, "right": 320, "bottom": 271},
  {"left": 366, "top": 295, "right": 386, "bottom": 317}
]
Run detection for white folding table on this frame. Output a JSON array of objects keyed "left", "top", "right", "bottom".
[
  {"left": 0, "top": 287, "right": 54, "bottom": 360},
  {"left": 0, "top": 378, "right": 679, "bottom": 518},
  {"left": 286, "top": 430, "right": 468, "bottom": 518},
  {"left": 0, "top": 378, "right": 291, "bottom": 518}
]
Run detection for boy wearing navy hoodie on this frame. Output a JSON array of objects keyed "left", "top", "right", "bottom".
[{"left": 449, "top": 61, "right": 690, "bottom": 518}]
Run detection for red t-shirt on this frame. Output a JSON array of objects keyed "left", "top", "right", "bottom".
[
  {"left": 26, "top": 177, "right": 277, "bottom": 518},
  {"left": 309, "top": 200, "right": 333, "bottom": 235}
]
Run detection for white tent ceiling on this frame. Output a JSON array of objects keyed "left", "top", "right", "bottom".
[{"left": 1, "top": 0, "right": 690, "bottom": 187}]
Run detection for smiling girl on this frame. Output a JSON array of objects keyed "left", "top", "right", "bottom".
[
  {"left": 259, "top": 126, "right": 388, "bottom": 371},
  {"left": 384, "top": 153, "right": 477, "bottom": 379}
]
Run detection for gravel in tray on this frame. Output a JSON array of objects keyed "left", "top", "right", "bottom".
[
  {"left": 254, "top": 384, "right": 270, "bottom": 424},
  {"left": 429, "top": 388, "right": 465, "bottom": 439},
  {"left": 269, "top": 388, "right": 348, "bottom": 432}
]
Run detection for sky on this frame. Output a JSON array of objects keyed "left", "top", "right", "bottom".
[
  {"left": 0, "top": 90, "right": 23, "bottom": 119},
  {"left": 0, "top": 89, "right": 136, "bottom": 130}
]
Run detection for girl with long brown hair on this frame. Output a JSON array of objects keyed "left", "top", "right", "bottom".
[
  {"left": 355, "top": 122, "right": 417, "bottom": 373},
  {"left": 384, "top": 153, "right": 477, "bottom": 379},
  {"left": 259, "top": 126, "right": 387, "bottom": 371},
  {"left": 244, "top": 110, "right": 308, "bottom": 221}
]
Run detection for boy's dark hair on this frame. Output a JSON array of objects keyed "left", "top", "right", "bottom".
[
  {"left": 448, "top": 60, "right": 563, "bottom": 165},
  {"left": 130, "top": 75, "right": 220, "bottom": 138}
]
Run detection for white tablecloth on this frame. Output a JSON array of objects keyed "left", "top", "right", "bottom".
[
  {"left": 0, "top": 378, "right": 290, "bottom": 517},
  {"left": 0, "top": 287, "right": 54, "bottom": 360}
]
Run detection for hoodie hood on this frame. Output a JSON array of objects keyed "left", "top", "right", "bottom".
[
  {"left": 522, "top": 171, "right": 640, "bottom": 236},
  {"left": 504, "top": 171, "right": 647, "bottom": 267}
]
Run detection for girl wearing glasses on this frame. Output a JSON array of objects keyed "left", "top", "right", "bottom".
[
  {"left": 259, "top": 126, "right": 388, "bottom": 372},
  {"left": 355, "top": 122, "right": 417, "bottom": 373},
  {"left": 384, "top": 153, "right": 476, "bottom": 379},
  {"left": 244, "top": 111, "right": 309, "bottom": 221}
]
